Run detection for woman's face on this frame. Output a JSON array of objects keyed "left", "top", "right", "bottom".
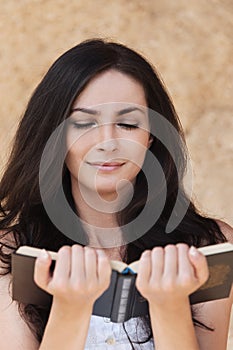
[{"left": 66, "top": 69, "right": 152, "bottom": 201}]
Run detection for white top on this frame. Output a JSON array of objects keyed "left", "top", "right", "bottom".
[{"left": 84, "top": 315, "right": 155, "bottom": 349}]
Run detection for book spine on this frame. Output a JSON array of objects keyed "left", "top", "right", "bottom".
[
  {"left": 110, "top": 274, "right": 136, "bottom": 322},
  {"left": 92, "top": 270, "right": 118, "bottom": 318},
  {"left": 131, "top": 288, "right": 149, "bottom": 318}
]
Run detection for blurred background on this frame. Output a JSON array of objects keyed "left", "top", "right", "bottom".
[{"left": 0, "top": 0, "right": 232, "bottom": 347}]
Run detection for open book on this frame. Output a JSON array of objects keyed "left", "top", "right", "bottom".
[{"left": 11, "top": 242, "right": 233, "bottom": 323}]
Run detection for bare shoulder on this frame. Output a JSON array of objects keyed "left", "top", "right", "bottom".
[
  {"left": 0, "top": 275, "right": 39, "bottom": 349},
  {"left": 0, "top": 233, "right": 39, "bottom": 349},
  {"left": 194, "top": 219, "right": 233, "bottom": 350},
  {"left": 213, "top": 219, "right": 233, "bottom": 304},
  {"left": 215, "top": 219, "right": 233, "bottom": 243},
  {"left": 194, "top": 293, "right": 233, "bottom": 350}
]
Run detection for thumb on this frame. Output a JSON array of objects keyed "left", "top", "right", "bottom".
[
  {"left": 34, "top": 249, "right": 52, "bottom": 291},
  {"left": 189, "top": 246, "right": 209, "bottom": 286}
]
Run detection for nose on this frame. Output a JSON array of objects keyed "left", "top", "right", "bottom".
[{"left": 96, "top": 123, "right": 118, "bottom": 152}]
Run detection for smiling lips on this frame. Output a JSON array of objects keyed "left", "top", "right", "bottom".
[{"left": 87, "top": 161, "right": 125, "bottom": 171}]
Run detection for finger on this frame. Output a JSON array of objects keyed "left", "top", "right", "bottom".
[
  {"left": 137, "top": 250, "right": 152, "bottom": 287},
  {"left": 84, "top": 246, "right": 98, "bottom": 282},
  {"left": 96, "top": 249, "right": 111, "bottom": 287},
  {"left": 177, "top": 243, "right": 194, "bottom": 277},
  {"left": 188, "top": 246, "right": 209, "bottom": 285},
  {"left": 34, "top": 249, "right": 52, "bottom": 291},
  {"left": 52, "top": 246, "right": 71, "bottom": 282},
  {"left": 150, "top": 247, "right": 164, "bottom": 282},
  {"left": 70, "top": 244, "right": 85, "bottom": 283},
  {"left": 163, "top": 245, "right": 177, "bottom": 278}
]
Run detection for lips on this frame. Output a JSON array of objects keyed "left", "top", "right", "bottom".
[{"left": 86, "top": 161, "right": 125, "bottom": 171}]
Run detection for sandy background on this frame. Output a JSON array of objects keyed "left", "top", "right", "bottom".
[{"left": 0, "top": 0, "right": 232, "bottom": 347}]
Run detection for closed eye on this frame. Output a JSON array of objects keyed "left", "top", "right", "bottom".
[
  {"left": 72, "top": 122, "right": 97, "bottom": 129},
  {"left": 117, "top": 123, "right": 139, "bottom": 130},
  {"left": 71, "top": 122, "right": 139, "bottom": 130}
]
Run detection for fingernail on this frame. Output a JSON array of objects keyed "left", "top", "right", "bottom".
[
  {"left": 96, "top": 249, "right": 105, "bottom": 255},
  {"left": 142, "top": 250, "right": 150, "bottom": 258},
  {"left": 38, "top": 248, "right": 49, "bottom": 261},
  {"left": 189, "top": 246, "right": 199, "bottom": 257}
]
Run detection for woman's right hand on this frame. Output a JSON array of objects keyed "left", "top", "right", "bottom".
[{"left": 34, "top": 245, "right": 112, "bottom": 312}]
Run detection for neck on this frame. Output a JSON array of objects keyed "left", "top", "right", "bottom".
[{"left": 70, "top": 181, "right": 129, "bottom": 250}]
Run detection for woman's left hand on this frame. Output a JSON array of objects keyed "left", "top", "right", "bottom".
[{"left": 135, "top": 243, "right": 209, "bottom": 307}]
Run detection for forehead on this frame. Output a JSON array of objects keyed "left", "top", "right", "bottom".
[
  {"left": 70, "top": 103, "right": 148, "bottom": 120},
  {"left": 73, "top": 69, "right": 147, "bottom": 109}
]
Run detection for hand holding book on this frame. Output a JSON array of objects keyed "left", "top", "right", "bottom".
[
  {"left": 33, "top": 245, "right": 112, "bottom": 313},
  {"left": 12, "top": 242, "right": 233, "bottom": 322},
  {"left": 135, "top": 244, "right": 209, "bottom": 308}
]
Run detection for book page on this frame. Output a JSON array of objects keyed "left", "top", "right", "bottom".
[
  {"left": 198, "top": 242, "right": 233, "bottom": 256},
  {"left": 16, "top": 246, "right": 58, "bottom": 260}
]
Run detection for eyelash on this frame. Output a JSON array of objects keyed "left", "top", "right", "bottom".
[
  {"left": 72, "top": 122, "right": 95, "bottom": 129},
  {"left": 117, "top": 123, "right": 139, "bottom": 130},
  {"left": 72, "top": 122, "right": 139, "bottom": 130}
]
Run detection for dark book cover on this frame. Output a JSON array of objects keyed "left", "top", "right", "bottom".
[
  {"left": 11, "top": 243, "right": 233, "bottom": 322},
  {"left": 189, "top": 249, "right": 233, "bottom": 304},
  {"left": 11, "top": 253, "right": 149, "bottom": 322}
]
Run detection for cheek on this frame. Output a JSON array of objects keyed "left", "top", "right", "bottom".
[
  {"left": 123, "top": 133, "right": 150, "bottom": 163},
  {"left": 65, "top": 142, "right": 87, "bottom": 173},
  {"left": 66, "top": 130, "right": 95, "bottom": 164},
  {"left": 120, "top": 147, "right": 147, "bottom": 182}
]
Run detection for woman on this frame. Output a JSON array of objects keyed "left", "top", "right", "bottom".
[{"left": 0, "top": 38, "right": 232, "bottom": 350}]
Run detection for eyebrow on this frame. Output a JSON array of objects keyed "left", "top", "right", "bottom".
[
  {"left": 117, "top": 107, "right": 145, "bottom": 116},
  {"left": 71, "top": 107, "right": 99, "bottom": 115},
  {"left": 70, "top": 106, "right": 145, "bottom": 116}
]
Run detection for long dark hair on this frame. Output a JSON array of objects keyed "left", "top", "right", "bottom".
[{"left": 0, "top": 38, "right": 226, "bottom": 348}]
